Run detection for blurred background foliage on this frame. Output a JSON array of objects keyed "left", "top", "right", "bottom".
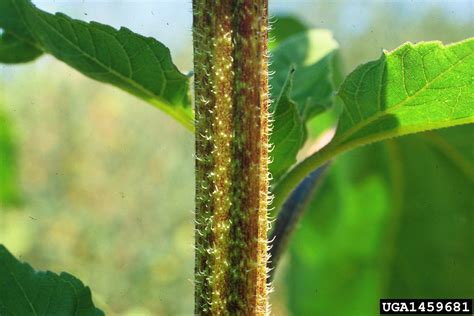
[
  {"left": 0, "top": 0, "right": 472, "bottom": 315},
  {"left": 288, "top": 125, "right": 473, "bottom": 315}
]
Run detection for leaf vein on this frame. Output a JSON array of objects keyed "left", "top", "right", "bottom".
[{"left": 338, "top": 48, "right": 473, "bottom": 144}]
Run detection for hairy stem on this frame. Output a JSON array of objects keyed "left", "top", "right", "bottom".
[{"left": 193, "top": 0, "right": 269, "bottom": 314}]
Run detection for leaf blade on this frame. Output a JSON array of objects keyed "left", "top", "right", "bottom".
[
  {"left": 0, "top": 32, "right": 42, "bottom": 63},
  {"left": 0, "top": 245, "right": 104, "bottom": 315},
  {"left": 269, "top": 16, "right": 307, "bottom": 50},
  {"left": 272, "top": 38, "right": 474, "bottom": 213},
  {"left": 336, "top": 39, "right": 474, "bottom": 146},
  {"left": 270, "top": 68, "right": 306, "bottom": 181},
  {"left": 286, "top": 125, "right": 474, "bottom": 315},
  {"left": 269, "top": 28, "right": 340, "bottom": 182},
  {"left": 0, "top": 0, "right": 193, "bottom": 130},
  {"left": 270, "top": 29, "right": 339, "bottom": 120}
]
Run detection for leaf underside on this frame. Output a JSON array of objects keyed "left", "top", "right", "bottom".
[
  {"left": 0, "top": 0, "right": 193, "bottom": 130},
  {"left": 0, "top": 32, "right": 42, "bottom": 63},
  {"left": 0, "top": 245, "right": 104, "bottom": 315},
  {"left": 287, "top": 124, "right": 474, "bottom": 315}
]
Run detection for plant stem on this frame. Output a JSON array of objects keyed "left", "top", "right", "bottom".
[{"left": 193, "top": 1, "right": 269, "bottom": 314}]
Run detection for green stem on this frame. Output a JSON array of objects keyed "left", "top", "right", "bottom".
[
  {"left": 272, "top": 142, "right": 339, "bottom": 215},
  {"left": 272, "top": 113, "right": 474, "bottom": 215}
]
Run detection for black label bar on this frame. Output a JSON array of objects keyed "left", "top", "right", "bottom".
[{"left": 380, "top": 299, "right": 472, "bottom": 314}]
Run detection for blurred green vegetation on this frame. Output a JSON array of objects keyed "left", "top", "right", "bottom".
[
  {"left": 0, "top": 1, "right": 472, "bottom": 315},
  {"left": 0, "top": 105, "right": 21, "bottom": 206},
  {"left": 1, "top": 64, "right": 194, "bottom": 314}
]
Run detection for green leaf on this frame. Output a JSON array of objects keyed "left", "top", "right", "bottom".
[
  {"left": 269, "top": 29, "right": 340, "bottom": 182},
  {"left": 287, "top": 124, "right": 474, "bottom": 315},
  {"left": 269, "top": 16, "right": 307, "bottom": 50},
  {"left": 306, "top": 47, "right": 345, "bottom": 139},
  {"left": 270, "top": 68, "right": 306, "bottom": 181},
  {"left": 0, "top": 32, "right": 42, "bottom": 63},
  {"left": 0, "top": 107, "right": 21, "bottom": 207},
  {"left": 270, "top": 29, "right": 339, "bottom": 121},
  {"left": 272, "top": 38, "right": 474, "bottom": 213},
  {"left": 336, "top": 39, "right": 473, "bottom": 147},
  {"left": 0, "top": 244, "right": 104, "bottom": 315},
  {"left": 0, "top": 0, "right": 193, "bottom": 130}
]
